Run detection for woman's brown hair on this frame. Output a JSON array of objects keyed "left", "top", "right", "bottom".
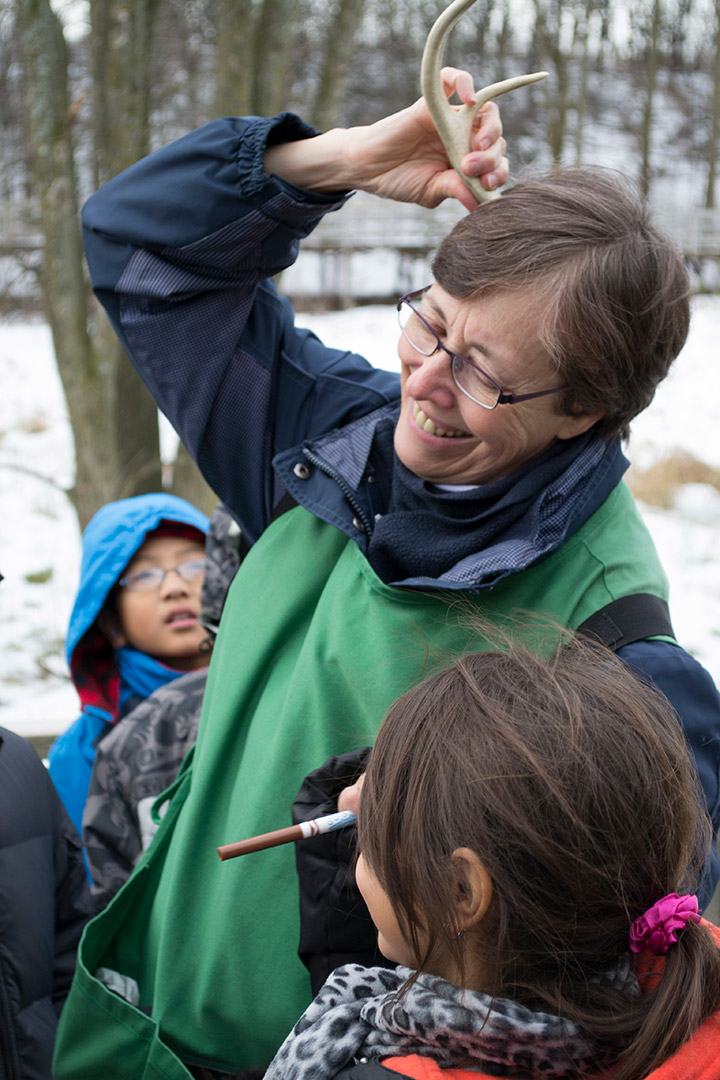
[
  {"left": 358, "top": 631, "right": 720, "bottom": 1079},
  {"left": 431, "top": 167, "right": 690, "bottom": 441}
]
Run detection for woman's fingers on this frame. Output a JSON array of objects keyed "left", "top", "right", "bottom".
[
  {"left": 462, "top": 135, "right": 508, "bottom": 189},
  {"left": 440, "top": 65, "right": 477, "bottom": 107},
  {"left": 471, "top": 100, "right": 503, "bottom": 145},
  {"left": 433, "top": 76, "right": 509, "bottom": 193}
]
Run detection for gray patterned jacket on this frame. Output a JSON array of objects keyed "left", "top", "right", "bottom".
[{"left": 82, "top": 505, "right": 241, "bottom": 910}]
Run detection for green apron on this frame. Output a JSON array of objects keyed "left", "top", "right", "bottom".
[{"left": 54, "top": 484, "right": 671, "bottom": 1077}]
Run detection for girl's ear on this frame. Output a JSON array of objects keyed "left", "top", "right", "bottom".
[{"left": 450, "top": 847, "right": 493, "bottom": 931}]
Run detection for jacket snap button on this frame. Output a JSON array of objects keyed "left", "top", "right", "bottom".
[
  {"left": 293, "top": 462, "right": 311, "bottom": 480},
  {"left": 352, "top": 517, "right": 365, "bottom": 533}
]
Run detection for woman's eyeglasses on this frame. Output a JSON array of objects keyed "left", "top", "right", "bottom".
[{"left": 396, "top": 288, "right": 568, "bottom": 410}]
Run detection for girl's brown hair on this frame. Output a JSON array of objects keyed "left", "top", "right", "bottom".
[
  {"left": 431, "top": 167, "right": 690, "bottom": 441},
  {"left": 358, "top": 632, "right": 720, "bottom": 1079}
]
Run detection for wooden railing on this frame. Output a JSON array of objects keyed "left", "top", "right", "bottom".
[
  {"left": 298, "top": 192, "right": 720, "bottom": 258},
  {"left": 282, "top": 193, "right": 720, "bottom": 304},
  {"left": 653, "top": 207, "right": 720, "bottom": 260},
  {"left": 3, "top": 194, "right": 720, "bottom": 305}
]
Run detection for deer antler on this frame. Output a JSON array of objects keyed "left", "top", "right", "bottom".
[{"left": 421, "top": 0, "right": 547, "bottom": 203}]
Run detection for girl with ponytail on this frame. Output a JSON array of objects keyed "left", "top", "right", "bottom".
[{"left": 268, "top": 632, "right": 720, "bottom": 1079}]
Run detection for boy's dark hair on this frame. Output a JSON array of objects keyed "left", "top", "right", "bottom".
[
  {"left": 432, "top": 167, "right": 690, "bottom": 441},
  {"left": 359, "top": 632, "right": 720, "bottom": 1080}
]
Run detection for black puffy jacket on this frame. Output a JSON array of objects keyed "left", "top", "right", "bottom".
[{"left": 0, "top": 728, "right": 92, "bottom": 1079}]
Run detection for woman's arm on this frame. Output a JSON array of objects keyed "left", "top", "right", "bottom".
[
  {"left": 83, "top": 114, "right": 399, "bottom": 538},
  {"left": 265, "top": 68, "right": 507, "bottom": 210},
  {"left": 81, "top": 78, "right": 506, "bottom": 538}
]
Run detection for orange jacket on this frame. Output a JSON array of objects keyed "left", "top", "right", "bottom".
[{"left": 382, "top": 923, "right": 720, "bottom": 1080}]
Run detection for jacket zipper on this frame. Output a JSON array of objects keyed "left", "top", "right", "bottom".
[{"left": 301, "top": 447, "right": 374, "bottom": 538}]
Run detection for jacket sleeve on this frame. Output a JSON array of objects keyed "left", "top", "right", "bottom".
[
  {"left": 82, "top": 113, "right": 400, "bottom": 543},
  {"left": 292, "top": 748, "right": 390, "bottom": 996},
  {"left": 83, "top": 670, "right": 208, "bottom": 911},
  {"left": 82, "top": 734, "right": 140, "bottom": 912},
  {"left": 617, "top": 639, "right": 720, "bottom": 905}
]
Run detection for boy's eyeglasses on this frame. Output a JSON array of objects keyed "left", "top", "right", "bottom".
[
  {"left": 396, "top": 287, "right": 569, "bottom": 410},
  {"left": 119, "top": 557, "right": 206, "bottom": 593}
]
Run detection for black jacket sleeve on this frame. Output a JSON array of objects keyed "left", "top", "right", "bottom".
[
  {"left": 0, "top": 727, "right": 92, "bottom": 1078},
  {"left": 52, "top": 799, "right": 94, "bottom": 1011}
]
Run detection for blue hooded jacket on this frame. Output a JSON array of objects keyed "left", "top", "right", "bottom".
[{"left": 48, "top": 494, "right": 209, "bottom": 835}]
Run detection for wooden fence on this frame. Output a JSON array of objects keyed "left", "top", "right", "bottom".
[
  {"left": 3, "top": 193, "right": 720, "bottom": 307},
  {"left": 282, "top": 193, "right": 720, "bottom": 305}
]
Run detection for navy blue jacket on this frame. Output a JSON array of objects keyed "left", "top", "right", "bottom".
[{"left": 82, "top": 114, "right": 720, "bottom": 900}]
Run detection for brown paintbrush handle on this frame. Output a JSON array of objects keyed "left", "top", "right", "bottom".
[{"left": 217, "top": 824, "right": 303, "bottom": 860}]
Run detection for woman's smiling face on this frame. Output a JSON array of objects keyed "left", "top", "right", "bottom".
[{"left": 393, "top": 285, "right": 601, "bottom": 486}]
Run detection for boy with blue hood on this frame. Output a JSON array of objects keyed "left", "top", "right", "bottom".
[{"left": 48, "top": 493, "right": 210, "bottom": 835}]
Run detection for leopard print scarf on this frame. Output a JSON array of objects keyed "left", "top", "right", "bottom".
[{"left": 265, "top": 962, "right": 636, "bottom": 1080}]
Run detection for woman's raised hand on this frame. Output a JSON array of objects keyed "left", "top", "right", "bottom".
[
  {"left": 265, "top": 68, "right": 508, "bottom": 211},
  {"left": 345, "top": 67, "right": 508, "bottom": 209}
]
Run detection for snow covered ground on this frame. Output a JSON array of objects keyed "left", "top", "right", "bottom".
[{"left": 1, "top": 296, "right": 719, "bottom": 737}]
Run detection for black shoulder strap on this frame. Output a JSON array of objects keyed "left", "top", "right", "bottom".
[
  {"left": 271, "top": 489, "right": 299, "bottom": 522},
  {"left": 576, "top": 593, "right": 675, "bottom": 652},
  {"left": 238, "top": 490, "right": 299, "bottom": 562}
]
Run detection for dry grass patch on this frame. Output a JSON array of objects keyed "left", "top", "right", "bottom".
[
  {"left": 627, "top": 450, "right": 720, "bottom": 509},
  {"left": 18, "top": 412, "right": 50, "bottom": 434}
]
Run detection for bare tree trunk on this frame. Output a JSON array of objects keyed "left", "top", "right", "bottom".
[
  {"left": 16, "top": 0, "right": 118, "bottom": 526},
  {"left": 16, "top": 0, "right": 166, "bottom": 527},
  {"left": 89, "top": 0, "right": 163, "bottom": 499},
  {"left": 169, "top": 440, "right": 218, "bottom": 517},
  {"left": 494, "top": 0, "right": 513, "bottom": 79},
  {"left": 705, "top": 0, "right": 720, "bottom": 208},
  {"left": 573, "top": 0, "right": 591, "bottom": 164},
  {"left": 213, "top": 0, "right": 254, "bottom": 116},
  {"left": 639, "top": 0, "right": 662, "bottom": 201},
  {"left": 249, "top": 0, "right": 295, "bottom": 116},
  {"left": 310, "top": 0, "right": 368, "bottom": 130},
  {"left": 532, "top": 0, "right": 570, "bottom": 162}
]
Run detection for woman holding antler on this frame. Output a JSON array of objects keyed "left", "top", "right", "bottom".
[{"left": 55, "top": 42, "right": 720, "bottom": 1080}]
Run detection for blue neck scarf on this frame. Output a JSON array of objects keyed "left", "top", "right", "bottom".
[{"left": 116, "top": 645, "right": 188, "bottom": 719}]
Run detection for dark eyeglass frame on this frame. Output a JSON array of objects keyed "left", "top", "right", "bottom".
[
  {"left": 118, "top": 557, "right": 206, "bottom": 593},
  {"left": 397, "top": 287, "right": 569, "bottom": 410}
]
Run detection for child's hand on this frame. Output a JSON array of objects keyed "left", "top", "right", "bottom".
[{"left": 337, "top": 773, "right": 365, "bottom": 816}]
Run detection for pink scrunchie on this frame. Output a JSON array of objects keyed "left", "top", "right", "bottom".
[{"left": 629, "top": 893, "right": 701, "bottom": 955}]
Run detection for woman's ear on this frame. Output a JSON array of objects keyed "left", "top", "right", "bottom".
[
  {"left": 96, "top": 610, "right": 127, "bottom": 649},
  {"left": 556, "top": 408, "right": 605, "bottom": 440},
  {"left": 450, "top": 847, "right": 493, "bottom": 931}
]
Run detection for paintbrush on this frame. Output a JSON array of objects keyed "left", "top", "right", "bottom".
[{"left": 217, "top": 809, "right": 357, "bottom": 860}]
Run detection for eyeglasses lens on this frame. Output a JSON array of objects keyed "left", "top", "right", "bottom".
[
  {"left": 123, "top": 558, "right": 205, "bottom": 592},
  {"left": 398, "top": 300, "right": 499, "bottom": 409},
  {"left": 398, "top": 304, "right": 436, "bottom": 357}
]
